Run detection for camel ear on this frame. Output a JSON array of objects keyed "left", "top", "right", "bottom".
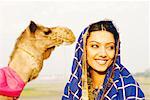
[{"left": 29, "top": 21, "right": 37, "bottom": 33}]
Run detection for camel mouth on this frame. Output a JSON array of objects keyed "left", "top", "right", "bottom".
[
  {"left": 47, "top": 46, "right": 55, "bottom": 51},
  {"left": 43, "top": 46, "right": 55, "bottom": 59},
  {"left": 62, "top": 42, "right": 72, "bottom": 45},
  {"left": 62, "top": 38, "right": 75, "bottom": 45}
]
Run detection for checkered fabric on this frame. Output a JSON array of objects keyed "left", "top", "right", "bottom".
[{"left": 62, "top": 24, "right": 145, "bottom": 100}]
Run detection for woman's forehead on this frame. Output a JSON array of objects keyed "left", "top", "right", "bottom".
[{"left": 87, "top": 30, "right": 115, "bottom": 43}]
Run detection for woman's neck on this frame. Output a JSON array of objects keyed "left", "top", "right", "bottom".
[{"left": 90, "top": 69, "right": 106, "bottom": 89}]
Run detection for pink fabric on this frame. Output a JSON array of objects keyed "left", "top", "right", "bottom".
[{"left": 0, "top": 66, "right": 25, "bottom": 97}]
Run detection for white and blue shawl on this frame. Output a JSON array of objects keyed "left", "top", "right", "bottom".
[{"left": 62, "top": 25, "right": 145, "bottom": 100}]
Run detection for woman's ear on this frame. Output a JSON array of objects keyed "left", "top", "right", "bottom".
[{"left": 29, "top": 21, "right": 37, "bottom": 33}]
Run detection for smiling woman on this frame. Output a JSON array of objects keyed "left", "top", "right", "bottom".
[
  {"left": 62, "top": 20, "right": 145, "bottom": 100},
  {"left": 86, "top": 31, "right": 115, "bottom": 73}
]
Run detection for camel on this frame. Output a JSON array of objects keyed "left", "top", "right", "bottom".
[{"left": 0, "top": 21, "right": 75, "bottom": 100}]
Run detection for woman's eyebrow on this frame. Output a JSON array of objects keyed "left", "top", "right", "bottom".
[
  {"left": 106, "top": 42, "right": 115, "bottom": 45},
  {"left": 88, "top": 41, "right": 99, "bottom": 44},
  {"left": 88, "top": 41, "right": 115, "bottom": 44}
]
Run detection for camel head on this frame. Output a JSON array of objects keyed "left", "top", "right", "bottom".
[
  {"left": 9, "top": 21, "right": 76, "bottom": 82},
  {"left": 20, "top": 21, "right": 76, "bottom": 59}
]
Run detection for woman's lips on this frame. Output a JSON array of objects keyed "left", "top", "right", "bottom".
[{"left": 95, "top": 59, "right": 108, "bottom": 65}]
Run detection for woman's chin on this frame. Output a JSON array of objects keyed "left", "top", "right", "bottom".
[
  {"left": 92, "top": 65, "right": 108, "bottom": 73},
  {"left": 96, "top": 68, "right": 107, "bottom": 73}
]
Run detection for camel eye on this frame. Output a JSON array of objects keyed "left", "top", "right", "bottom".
[{"left": 44, "top": 30, "right": 52, "bottom": 35}]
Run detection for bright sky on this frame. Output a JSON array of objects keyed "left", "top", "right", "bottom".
[{"left": 0, "top": 1, "right": 149, "bottom": 79}]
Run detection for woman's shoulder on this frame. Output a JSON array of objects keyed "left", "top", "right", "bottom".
[
  {"left": 112, "top": 63, "right": 145, "bottom": 99},
  {"left": 114, "top": 63, "right": 138, "bottom": 86}
]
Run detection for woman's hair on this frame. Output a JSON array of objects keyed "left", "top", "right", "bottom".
[{"left": 88, "top": 21, "right": 119, "bottom": 46}]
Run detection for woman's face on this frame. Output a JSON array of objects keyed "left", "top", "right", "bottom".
[{"left": 86, "top": 31, "right": 115, "bottom": 72}]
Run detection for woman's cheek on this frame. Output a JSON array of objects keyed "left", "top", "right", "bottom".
[{"left": 107, "top": 50, "right": 115, "bottom": 59}]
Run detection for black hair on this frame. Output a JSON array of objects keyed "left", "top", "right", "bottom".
[{"left": 88, "top": 21, "right": 119, "bottom": 46}]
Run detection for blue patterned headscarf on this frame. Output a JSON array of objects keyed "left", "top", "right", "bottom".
[{"left": 62, "top": 21, "right": 145, "bottom": 100}]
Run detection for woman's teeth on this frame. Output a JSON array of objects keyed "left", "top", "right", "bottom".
[{"left": 96, "top": 60, "right": 107, "bottom": 65}]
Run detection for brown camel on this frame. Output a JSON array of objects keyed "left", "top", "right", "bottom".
[{"left": 0, "top": 21, "right": 75, "bottom": 100}]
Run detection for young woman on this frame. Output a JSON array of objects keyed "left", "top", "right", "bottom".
[{"left": 62, "top": 20, "right": 145, "bottom": 100}]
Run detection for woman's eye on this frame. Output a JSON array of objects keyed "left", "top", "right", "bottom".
[
  {"left": 107, "top": 46, "right": 115, "bottom": 50},
  {"left": 91, "top": 45, "right": 99, "bottom": 48}
]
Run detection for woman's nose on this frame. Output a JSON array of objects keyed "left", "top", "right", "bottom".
[{"left": 98, "top": 46, "right": 107, "bottom": 57}]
